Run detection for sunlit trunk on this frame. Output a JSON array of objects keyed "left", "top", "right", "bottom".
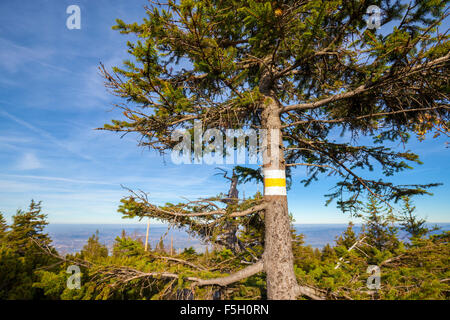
[{"left": 261, "top": 96, "right": 299, "bottom": 300}]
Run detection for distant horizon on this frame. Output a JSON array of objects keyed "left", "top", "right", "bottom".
[
  {"left": 44, "top": 222, "right": 450, "bottom": 255},
  {"left": 44, "top": 221, "right": 450, "bottom": 225}
]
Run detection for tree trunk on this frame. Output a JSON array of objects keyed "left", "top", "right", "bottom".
[
  {"left": 264, "top": 194, "right": 299, "bottom": 299},
  {"left": 261, "top": 95, "right": 299, "bottom": 300}
]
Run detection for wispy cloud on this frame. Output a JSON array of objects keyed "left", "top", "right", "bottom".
[
  {"left": 0, "top": 174, "right": 116, "bottom": 186},
  {"left": 0, "top": 109, "right": 95, "bottom": 162},
  {"left": 16, "top": 153, "right": 42, "bottom": 170},
  {"left": 0, "top": 37, "right": 71, "bottom": 74}
]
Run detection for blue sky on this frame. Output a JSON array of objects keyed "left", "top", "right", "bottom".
[{"left": 0, "top": 0, "right": 448, "bottom": 225}]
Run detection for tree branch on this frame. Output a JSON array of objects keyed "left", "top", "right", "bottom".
[
  {"left": 194, "top": 260, "right": 263, "bottom": 286},
  {"left": 280, "top": 54, "right": 450, "bottom": 114}
]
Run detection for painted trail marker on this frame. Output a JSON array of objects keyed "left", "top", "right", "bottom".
[{"left": 264, "top": 169, "right": 286, "bottom": 196}]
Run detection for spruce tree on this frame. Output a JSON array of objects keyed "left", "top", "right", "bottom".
[
  {"left": 101, "top": 1, "right": 449, "bottom": 299},
  {"left": 335, "top": 222, "right": 358, "bottom": 250},
  {"left": 7, "top": 200, "right": 51, "bottom": 255},
  {"left": 2, "top": 201, "right": 56, "bottom": 299},
  {"left": 0, "top": 246, "right": 30, "bottom": 299},
  {"left": 0, "top": 212, "right": 7, "bottom": 240},
  {"left": 362, "top": 196, "right": 399, "bottom": 252},
  {"left": 398, "top": 196, "right": 436, "bottom": 240},
  {"left": 156, "top": 238, "right": 166, "bottom": 253},
  {"left": 80, "top": 230, "right": 108, "bottom": 261}
]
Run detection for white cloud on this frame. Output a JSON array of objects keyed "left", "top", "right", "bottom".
[
  {"left": 16, "top": 153, "right": 42, "bottom": 170},
  {"left": 0, "top": 174, "right": 116, "bottom": 186},
  {"left": 0, "top": 109, "right": 95, "bottom": 162},
  {"left": 0, "top": 37, "right": 64, "bottom": 74}
]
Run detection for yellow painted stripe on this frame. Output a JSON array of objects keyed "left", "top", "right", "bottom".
[{"left": 265, "top": 178, "right": 286, "bottom": 187}]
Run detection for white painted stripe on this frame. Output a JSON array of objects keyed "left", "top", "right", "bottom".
[
  {"left": 263, "top": 169, "right": 286, "bottom": 179},
  {"left": 265, "top": 186, "right": 287, "bottom": 196}
]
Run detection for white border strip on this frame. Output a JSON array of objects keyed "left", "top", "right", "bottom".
[
  {"left": 263, "top": 169, "right": 286, "bottom": 179},
  {"left": 264, "top": 186, "right": 287, "bottom": 196}
]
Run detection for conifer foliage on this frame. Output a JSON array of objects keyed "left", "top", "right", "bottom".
[
  {"left": 1, "top": 0, "right": 448, "bottom": 301},
  {"left": 99, "top": 0, "right": 449, "bottom": 299},
  {"left": 0, "top": 197, "right": 448, "bottom": 300},
  {"left": 0, "top": 201, "right": 57, "bottom": 299}
]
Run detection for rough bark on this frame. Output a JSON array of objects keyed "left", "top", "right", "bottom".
[
  {"left": 260, "top": 85, "right": 300, "bottom": 299},
  {"left": 263, "top": 194, "right": 299, "bottom": 299}
]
